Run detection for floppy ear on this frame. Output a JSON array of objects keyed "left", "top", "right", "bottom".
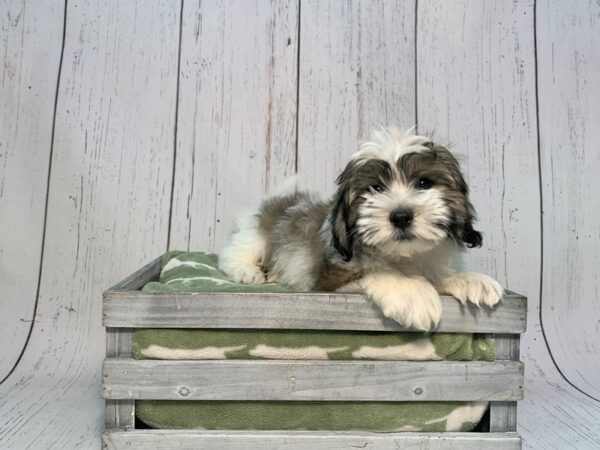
[
  {"left": 329, "top": 159, "right": 361, "bottom": 261},
  {"left": 461, "top": 220, "right": 483, "bottom": 248},
  {"left": 433, "top": 146, "right": 483, "bottom": 249},
  {"left": 455, "top": 168, "right": 482, "bottom": 249},
  {"left": 330, "top": 185, "right": 354, "bottom": 261}
]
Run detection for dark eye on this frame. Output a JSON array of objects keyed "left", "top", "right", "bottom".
[
  {"left": 370, "top": 184, "right": 384, "bottom": 193},
  {"left": 416, "top": 178, "right": 433, "bottom": 189}
]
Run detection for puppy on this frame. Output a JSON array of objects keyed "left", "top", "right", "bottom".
[{"left": 219, "top": 127, "right": 503, "bottom": 331}]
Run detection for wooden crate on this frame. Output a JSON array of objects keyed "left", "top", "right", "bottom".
[{"left": 102, "top": 256, "right": 527, "bottom": 449}]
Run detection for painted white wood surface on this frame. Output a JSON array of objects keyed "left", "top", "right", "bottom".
[
  {"left": 537, "top": 0, "right": 600, "bottom": 401},
  {"left": 417, "top": 1, "right": 600, "bottom": 448},
  {"left": 169, "top": 0, "right": 298, "bottom": 252},
  {"left": 0, "top": 0, "right": 63, "bottom": 379},
  {"left": 418, "top": 0, "right": 540, "bottom": 282},
  {"left": 297, "top": 0, "right": 415, "bottom": 193},
  {"left": 1, "top": 0, "right": 600, "bottom": 448},
  {"left": 104, "top": 359, "right": 523, "bottom": 401},
  {"left": 0, "top": 1, "right": 179, "bottom": 448},
  {"left": 103, "top": 289, "right": 527, "bottom": 333},
  {"left": 102, "top": 430, "right": 522, "bottom": 450}
]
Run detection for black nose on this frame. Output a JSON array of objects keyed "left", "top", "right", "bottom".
[{"left": 390, "top": 209, "right": 414, "bottom": 229}]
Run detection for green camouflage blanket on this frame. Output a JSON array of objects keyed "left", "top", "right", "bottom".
[{"left": 135, "top": 251, "right": 494, "bottom": 432}]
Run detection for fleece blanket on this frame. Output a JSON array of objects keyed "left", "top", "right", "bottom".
[
  {"left": 135, "top": 251, "right": 494, "bottom": 432},
  {"left": 136, "top": 401, "right": 489, "bottom": 432}
]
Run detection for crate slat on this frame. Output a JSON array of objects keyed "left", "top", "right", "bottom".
[
  {"left": 105, "top": 328, "right": 135, "bottom": 430},
  {"left": 108, "top": 256, "right": 163, "bottom": 291},
  {"left": 102, "top": 358, "right": 523, "bottom": 401},
  {"left": 103, "top": 290, "right": 527, "bottom": 333},
  {"left": 490, "top": 335, "right": 521, "bottom": 432},
  {"left": 102, "top": 430, "right": 521, "bottom": 449}
]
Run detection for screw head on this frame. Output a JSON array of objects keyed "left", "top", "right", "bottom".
[{"left": 179, "top": 386, "right": 191, "bottom": 396}]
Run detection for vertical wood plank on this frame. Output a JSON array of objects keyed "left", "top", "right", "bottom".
[
  {"left": 0, "top": 0, "right": 63, "bottom": 378},
  {"left": 169, "top": 0, "right": 299, "bottom": 252},
  {"left": 0, "top": 1, "right": 179, "bottom": 448},
  {"left": 537, "top": 0, "right": 600, "bottom": 401},
  {"left": 490, "top": 335, "right": 520, "bottom": 432},
  {"left": 493, "top": 334, "right": 521, "bottom": 361},
  {"left": 297, "top": 0, "right": 416, "bottom": 194},
  {"left": 105, "top": 328, "right": 134, "bottom": 430}
]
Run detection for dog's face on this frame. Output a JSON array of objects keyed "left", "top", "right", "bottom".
[{"left": 331, "top": 129, "right": 481, "bottom": 261}]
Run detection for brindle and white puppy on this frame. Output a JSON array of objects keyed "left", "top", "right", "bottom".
[{"left": 219, "top": 127, "right": 503, "bottom": 331}]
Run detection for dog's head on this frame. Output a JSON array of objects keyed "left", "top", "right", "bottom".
[{"left": 330, "top": 127, "right": 481, "bottom": 261}]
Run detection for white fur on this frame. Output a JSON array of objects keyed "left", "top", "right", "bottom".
[
  {"left": 218, "top": 211, "right": 266, "bottom": 284},
  {"left": 360, "top": 273, "right": 442, "bottom": 332},
  {"left": 357, "top": 183, "right": 450, "bottom": 257},
  {"left": 440, "top": 272, "right": 504, "bottom": 307},
  {"left": 352, "top": 127, "right": 431, "bottom": 166},
  {"left": 269, "top": 245, "right": 315, "bottom": 291},
  {"left": 272, "top": 175, "right": 299, "bottom": 197}
]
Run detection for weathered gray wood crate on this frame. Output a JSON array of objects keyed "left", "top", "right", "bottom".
[{"left": 102, "top": 256, "right": 527, "bottom": 449}]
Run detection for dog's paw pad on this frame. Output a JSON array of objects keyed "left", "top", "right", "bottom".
[
  {"left": 443, "top": 273, "right": 503, "bottom": 308},
  {"left": 232, "top": 266, "right": 266, "bottom": 284}
]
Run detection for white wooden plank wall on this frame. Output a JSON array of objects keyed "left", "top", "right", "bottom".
[
  {"left": 169, "top": 0, "right": 298, "bottom": 251},
  {"left": 297, "top": 0, "right": 415, "bottom": 193},
  {"left": 536, "top": 0, "right": 600, "bottom": 401},
  {"left": 0, "top": 0, "right": 599, "bottom": 448},
  {"left": 0, "top": 0, "right": 63, "bottom": 379},
  {"left": 0, "top": 0, "right": 180, "bottom": 448}
]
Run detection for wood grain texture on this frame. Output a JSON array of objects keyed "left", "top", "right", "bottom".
[
  {"left": 103, "top": 359, "right": 523, "bottom": 401},
  {"left": 297, "top": 0, "right": 416, "bottom": 193},
  {"left": 536, "top": 0, "right": 600, "bottom": 401},
  {"left": 0, "top": 0, "right": 63, "bottom": 378},
  {"left": 108, "top": 256, "right": 162, "bottom": 291},
  {"left": 417, "top": 0, "right": 539, "bottom": 285},
  {"left": 103, "top": 288, "right": 527, "bottom": 333},
  {"left": 490, "top": 335, "right": 520, "bottom": 432},
  {"left": 418, "top": 2, "right": 600, "bottom": 448},
  {"left": 102, "top": 430, "right": 522, "bottom": 450},
  {"left": 105, "top": 329, "right": 134, "bottom": 430},
  {"left": 168, "top": 0, "right": 298, "bottom": 252},
  {"left": 2, "top": 2, "right": 600, "bottom": 448},
  {"left": 0, "top": 1, "right": 179, "bottom": 448}
]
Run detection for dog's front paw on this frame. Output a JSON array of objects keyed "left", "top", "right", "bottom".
[
  {"left": 232, "top": 265, "right": 266, "bottom": 284},
  {"left": 441, "top": 272, "right": 504, "bottom": 307},
  {"left": 362, "top": 274, "right": 442, "bottom": 332},
  {"left": 381, "top": 281, "right": 441, "bottom": 332}
]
